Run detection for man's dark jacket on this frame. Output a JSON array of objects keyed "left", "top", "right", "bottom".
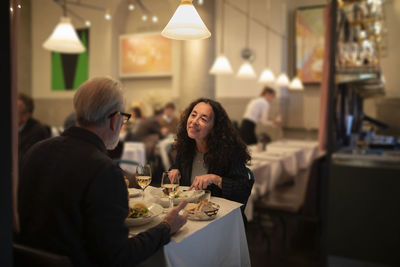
[{"left": 18, "top": 127, "right": 170, "bottom": 266}]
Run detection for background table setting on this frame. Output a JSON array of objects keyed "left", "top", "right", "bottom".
[{"left": 245, "top": 139, "right": 319, "bottom": 221}]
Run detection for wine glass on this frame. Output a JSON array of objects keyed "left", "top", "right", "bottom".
[
  {"left": 135, "top": 164, "right": 152, "bottom": 200},
  {"left": 161, "top": 171, "right": 180, "bottom": 211}
]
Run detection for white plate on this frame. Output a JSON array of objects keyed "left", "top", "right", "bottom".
[
  {"left": 125, "top": 202, "right": 163, "bottom": 227},
  {"left": 128, "top": 188, "right": 142, "bottom": 198},
  {"left": 149, "top": 186, "right": 205, "bottom": 207}
]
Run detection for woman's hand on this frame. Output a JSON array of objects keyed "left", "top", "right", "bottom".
[
  {"left": 168, "top": 169, "right": 181, "bottom": 183},
  {"left": 189, "top": 174, "right": 222, "bottom": 190}
]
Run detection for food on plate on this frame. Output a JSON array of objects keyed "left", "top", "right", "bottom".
[
  {"left": 184, "top": 199, "right": 219, "bottom": 220},
  {"left": 185, "top": 199, "right": 215, "bottom": 212},
  {"left": 128, "top": 202, "right": 152, "bottom": 219}
]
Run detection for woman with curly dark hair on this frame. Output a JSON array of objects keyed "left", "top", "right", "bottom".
[{"left": 169, "top": 98, "right": 253, "bottom": 213}]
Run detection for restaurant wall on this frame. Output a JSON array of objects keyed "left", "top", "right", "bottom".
[
  {"left": 30, "top": 0, "right": 122, "bottom": 126},
  {"left": 216, "top": 0, "right": 325, "bottom": 134}
]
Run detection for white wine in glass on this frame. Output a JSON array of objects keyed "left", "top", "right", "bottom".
[
  {"left": 135, "top": 164, "right": 152, "bottom": 199},
  {"left": 161, "top": 171, "right": 180, "bottom": 211}
]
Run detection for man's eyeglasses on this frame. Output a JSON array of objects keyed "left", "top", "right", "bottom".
[{"left": 108, "top": 111, "right": 131, "bottom": 124}]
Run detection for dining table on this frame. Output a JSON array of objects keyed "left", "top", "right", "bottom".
[
  {"left": 244, "top": 139, "right": 319, "bottom": 221},
  {"left": 129, "top": 187, "right": 251, "bottom": 267}
]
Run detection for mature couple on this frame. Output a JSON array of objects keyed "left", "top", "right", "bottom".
[{"left": 18, "top": 76, "right": 253, "bottom": 266}]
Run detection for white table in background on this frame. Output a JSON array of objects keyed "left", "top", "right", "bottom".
[
  {"left": 131, "top": 196, "right": 250, "bottom": 267},
  {"left": 120, "top": 142, "right": 146, "bottom": 172}
]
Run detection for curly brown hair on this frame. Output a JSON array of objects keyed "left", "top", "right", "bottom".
[{"left": 174, "top": 98, "right": 250, "bottom": 173}]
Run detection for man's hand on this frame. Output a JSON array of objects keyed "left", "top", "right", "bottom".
[{"left": 162, "top": 201, "right": 188, "bottom": 235}]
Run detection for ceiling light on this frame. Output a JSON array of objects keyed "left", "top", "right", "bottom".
[
  {"left": 198, "top": 0, "right": 204, "bottom": 5},
  {"left": 142, "top": 14, "right": 148, "bottom": 21},
  {"left": 258, "top": 68, "right": 275, "bottom": 84},
  {"left": 210, "top": 0, "right": 233, "bottom": 75},
  {"left": 152, "top": 16, "right": 158, "bottom": 23},
  {"left": 43, "top": 17, "right": 85, "bottom": 54},
  {"left": 210, "top": 55, "right": 233, "bottom": 75},
  {"left": 237, "top": 0, "right": 256, "bottom": 79},
  {"left": 128, "top": 4, "right": 135, "bottom": 11},
  {"left": 85, "top": 20, "right": 91, "bottom": 27},
  {"left": 18, "top": 4, "right": 22, "bottom": 9},
  {"left": 105, "top": 9, "right": 111, "bottom": 20},
  {"left": 258, "top": 0, "right": 275, "bottom": 84},
  {"left": 237, "top": 61, "right": 256, "bottom": 79},
  {"left": 162, "top": 0, "right": 211, "bottom": 40},
  {"left": 289, "top": 77, "right": 304, "bottom": 90},
  {"left": 276, "top": 73, "right": 290, "bottom": 87}
]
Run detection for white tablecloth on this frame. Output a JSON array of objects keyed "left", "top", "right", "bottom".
[
  {"left": 131, "top": 196, "right": 250, "bottom": 267},
  {"left": 120, "top": 142, "right": 146, "bottom": 172},
  {"left": 245, "top": 139, "right": 319, "bottom": 221}
]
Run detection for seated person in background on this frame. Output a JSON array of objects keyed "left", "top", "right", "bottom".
[
  {"left": 18, "top": 93, "right": 51, "bottom": 160},
  {"left": 160, "top": 102, "right": 179, "bottom": 135},
  {"left": 124, "top": 106, "right": 145, "bottom": 141},
  {"left": 18, "top": 76, "right": 188, "bottom": 266},
  {"left": 169, "top": 98, "right": 253, "bottom": 223},
  {"left": 126, "top": 107, "right": 167, "bottom": 161}
]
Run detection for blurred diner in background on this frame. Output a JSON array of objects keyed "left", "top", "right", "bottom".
[{"left": 3, "top": 0, "right": 400, "bottom": 266}]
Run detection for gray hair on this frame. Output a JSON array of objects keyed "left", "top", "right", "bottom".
[{"left": 73, "top": 76, "right": 124, "bottom": 127}]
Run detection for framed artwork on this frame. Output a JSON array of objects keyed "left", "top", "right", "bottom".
[
  {"left": 119, "top": 32, "right": 172, "bottom": 78},
  {"left": 52, "top": 28, "right": 89, "bottom": 90},
  {"left": 295, "top": 5, "right": 326, "bottom": 84}
]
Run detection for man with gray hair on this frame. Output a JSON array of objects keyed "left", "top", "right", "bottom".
[{"left": 18, "top": 76, "right": 188, "bottom": 266}]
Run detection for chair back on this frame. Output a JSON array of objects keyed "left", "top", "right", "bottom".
[{"left": 13, "top": 243, "right": 73, "bottom": 267}]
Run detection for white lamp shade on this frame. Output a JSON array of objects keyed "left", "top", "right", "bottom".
[
  {"left": 209, "top": 55, "right": 233, "bottom": 75},
  {"left": 289, "top": 77, "right": 304, "bottom": 90},
  {"left": 43, "top": 17, "right": 85, "bottom": 54},
  {"left": 276, "top": 73, "right": 290, "bottom": 87},
  {"left": 236, "top": 61, "right": 256, "bottom": 79},
  {"left": 258, "top": 68, "right": 275, "bottom": 84},
  {"left": 161, "top": 0, "right": 211, "bottom": 40}
]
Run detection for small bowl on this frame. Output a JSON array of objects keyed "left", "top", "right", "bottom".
[{"left": 186, "top": 202, "right": 220, "bottom": 221}]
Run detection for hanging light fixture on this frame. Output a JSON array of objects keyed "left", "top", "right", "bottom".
[
  {"left": 237, "top": 0, "right": 256, "bottom": 79},
  {"left": 43, "top": 1, "right": 85, "bottom": 54},
  {"left": 258, "top": 0, "right": 275, "bottom": 84},
  {"left": 276, "top": 73, "right": 290, "bottom": 87},
  {"left": 43, "top": 18, "right": 85, "bottom": 54},
  {"left": 210, "top": 0, "right": 233, "bottom": 75},
  {"left": 289, "top": 77, "right": 304, "bottom": 90},
  {"left": 162, "top": 0, "right": 211, "bottom": 40}
]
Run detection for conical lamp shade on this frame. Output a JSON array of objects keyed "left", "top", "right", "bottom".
[
  {"left": 161, "top": 0, "right": 211, "bottom": 40},
  {"left": 289, "top": 77, "right": 304, "bottom": 90},
  {"left": 258, "top": 68, "right": 275, "bottom": 84},
  {"left": 276, "top": 73, "right": 290, "bottom": 87},
  {"left": 209, "top": 55, "right": 233, "bottom": 75},
  {"left": 236, "top": 61, "right": 256, "bottom": 79},
  {"left": 43, "top": 17, "right": 85, "bottom": 54}
]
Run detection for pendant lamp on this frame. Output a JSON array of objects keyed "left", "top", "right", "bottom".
[
  {"left": 43, "top": 1, "right": 85, "bottom": 54},
  {"left": 162, "top": 0, "right": 211, "bottom": 40},
  {"left": 289, "top": 77, "right": 304, "bottom": 90},
  {"left": 237, "top": 0, "right": 256, "bottom": 79},
  {"left": 43, "top": 16, "right": 85, "bottom": 54},
  {"left": 276, "top": 73, "right": 290, "bottom": 87},
  {"left": 210, "top": 0, "right": 233, "bottom": 75},
  {"left": 258, "top": 0, "right": 275, "bottom": 84}
]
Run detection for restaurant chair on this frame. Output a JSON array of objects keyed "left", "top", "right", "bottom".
[
  {"left": 13, "top": 243, "right": 73, "bottom": 267},
  {"left": 253, "top": 153, "right": 325, "bottom": 255},
  {"left": 242, "top": 167, "right": 255, "bottom": 228}
]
